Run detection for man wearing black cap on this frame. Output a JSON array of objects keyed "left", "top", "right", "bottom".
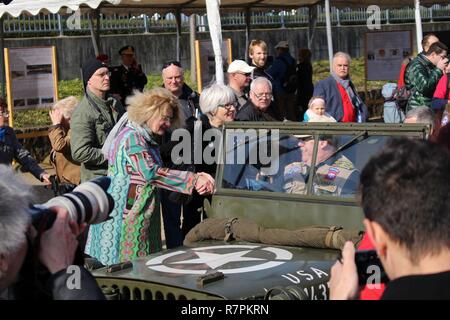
[
  {"left": 109, "top": 45, "right": 148, "bottom": 106},
  {"left": 71, "top": 57, "right": 125, "bottom": 182}
]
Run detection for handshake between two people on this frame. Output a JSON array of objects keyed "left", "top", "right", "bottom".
[{"left": 193, "top": 172, "right": 215, "bottom": 195}]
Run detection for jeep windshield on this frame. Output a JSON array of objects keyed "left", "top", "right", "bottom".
[{"left": 219, "top": 122, "right": 429, "bottom": 199}]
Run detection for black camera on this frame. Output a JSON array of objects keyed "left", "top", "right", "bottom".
[
  {"left": 29, "top": 177, "right": 114, "bottom": 231},
  {"left": 355, "top": 250, "right": 389, "bottom": 286}
]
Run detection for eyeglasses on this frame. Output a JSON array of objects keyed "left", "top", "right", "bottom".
[
  {"left": 237, "top": 72, "right": 252, "bottom": 77},
  {"left": 94, "top": 71, "right": 111, "bottom": 78},
  {"left": 162, "top": 60, "right": 182, "bottom": 70},
  {"left": 217, "top": 102, "right": 238, "bottom": 110},
  {"left": 160, "top": 114, "right": 174, "bottom": 123},
  {"left": 252, "top": 91, "right": 272, "bottom": 99}
]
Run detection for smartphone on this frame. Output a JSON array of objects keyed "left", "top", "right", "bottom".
[{"left": 354, "top": 250, "right": 389, "bottom": 286}]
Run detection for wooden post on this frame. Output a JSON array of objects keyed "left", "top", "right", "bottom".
[
  {"left": 3, "top": 48, "right": 13, "bottom": 127},
  {"left": 0, "top": 17, "right": 6, "bottom": 99}
]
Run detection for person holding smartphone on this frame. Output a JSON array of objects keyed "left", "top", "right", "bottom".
[{"left": 329, "top": 138, "right": 450, "bottom": 300}]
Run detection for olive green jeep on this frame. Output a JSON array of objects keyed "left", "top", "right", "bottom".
[{"left": 91, "top": 122, "right": 429, "bottom": 300}]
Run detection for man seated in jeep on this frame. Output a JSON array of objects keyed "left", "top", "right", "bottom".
[{"left": 283, "top": 134, "right": 359, "bottom": 197}]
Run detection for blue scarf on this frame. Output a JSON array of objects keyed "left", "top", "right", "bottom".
[{"left": 0, "top": 127, "right": 5, "bottom": 142}]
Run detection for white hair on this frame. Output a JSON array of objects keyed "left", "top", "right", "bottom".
[
  {"left": 199, "top": 83, "right": 236, "bottom": 118},
  {"left": 0, "top": 165, "right": 32, "bottom": 256},
  {"left": 250, "top": 76, "right": 272, "bottom": 92},
  {"left": 333, "top": 52, "right": 352, "bottom": 64},
  {"left": 52, "top": 96, "right": 79, "bottom": 119},
  {"left": 161, "top": 63, "right": 184, "bottom": 78},
  {"left": 405, "top": 106, "right": 435, "bottom": 129}
]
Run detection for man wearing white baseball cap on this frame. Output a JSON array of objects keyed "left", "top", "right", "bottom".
[{"left": 227, "top": 60, "right": 255, "bottom": 110}]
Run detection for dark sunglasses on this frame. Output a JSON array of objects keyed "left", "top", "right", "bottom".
[{"left": 162, "top": 60, "right": 182, "bottom": 70}]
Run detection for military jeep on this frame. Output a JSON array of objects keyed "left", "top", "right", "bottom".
[{"left": 92, "top": 122, "right": 429, "bottom": 300}]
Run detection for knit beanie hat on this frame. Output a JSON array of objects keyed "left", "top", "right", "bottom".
[{"left": 82, "top": 57, "right": 106, "bottom": 89}]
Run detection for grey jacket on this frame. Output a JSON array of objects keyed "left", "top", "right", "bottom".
[
  {"left": 0, "top": 126, "right": 45, "bottom": 180},
  {"left": 71, "top": 89, "right": 125, "bottom": 182}
]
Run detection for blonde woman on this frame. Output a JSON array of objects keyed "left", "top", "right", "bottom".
[
  {"left": 48, "top": 96, "right": 81, "bottom": 188},
  {"left": 85, "top": 88, "right": 214, "bottom": 265}
]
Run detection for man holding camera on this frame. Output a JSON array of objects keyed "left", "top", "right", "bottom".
[
  {"left": 329, "top": 138, "right": 450, "bottom": 300},
  {"left": 404, "top": 41, "right": 449, "bottom": 111},
  {"left": 0, "top": 165, "right": 105, "bottom": 300}
]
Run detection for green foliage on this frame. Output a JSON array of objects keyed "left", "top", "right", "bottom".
[
  {"left": 13, "top": 108, "right": 52, "bottom": 128},
  {"left": 58, "top": 79, "right": 85, "bottom": 100}
]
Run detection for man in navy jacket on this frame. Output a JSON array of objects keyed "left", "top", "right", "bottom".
[{"left": 313, "top": 52, "right": 368, "bottom": 122}]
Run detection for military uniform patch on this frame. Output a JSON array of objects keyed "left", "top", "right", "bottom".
[{"left": 325, "top": 167, "right": 339, "bottom": 181}]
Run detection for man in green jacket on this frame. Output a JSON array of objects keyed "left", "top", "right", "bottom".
[
  {"left": 405, "top": 42, "right": 448, "bottom": 111},
  {"left": 71, "top": 58, "right": 125, "bottom": 182}
]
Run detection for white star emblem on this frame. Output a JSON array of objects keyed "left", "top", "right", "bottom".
[
  {"left": 146, "top": 245, "right": 293, "bottom": 275},
  {"left": 172, "top": 250, "right": 265, "bottom": 269}
]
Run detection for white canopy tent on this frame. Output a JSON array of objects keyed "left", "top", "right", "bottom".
[{"left": 0, "top": 0, "right": 446, "bottom": 90}]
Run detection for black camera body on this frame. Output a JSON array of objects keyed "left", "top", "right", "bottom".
[
  {"left": 30, "top": 176, "right": 114, "bottom": 231},
  {"left": 355, "top": 250, "right": 389, "bottom": 286}
]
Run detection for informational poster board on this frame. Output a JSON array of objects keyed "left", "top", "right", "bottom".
[
  {"left": 4, "top": 46, "right": 58, "bottom": 126},
  {"left": 195, "top": 38, "right": 232, "bottom": 92},
  {"left": 365, "top": 31, "right": 412, "bottom": 81}
]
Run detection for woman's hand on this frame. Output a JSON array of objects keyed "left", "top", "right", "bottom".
[
  {"left": 49, "top": 109, "right": 63, "bottom": 125},
  {"left": 194, "top": 172, "right": 215, "bottom": 195},
  {"left": 40, "top": 173, "right": 52, "bottom": 185}
]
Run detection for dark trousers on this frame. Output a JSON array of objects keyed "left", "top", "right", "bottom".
[
  {"left": 161, "top": 190, "right": 208, "bottom": 248},
  {"left": 181, "top": 194, "right": 207, "bottom": 237},
  {"left": 160, "top": 190, "right": 183, "bottom": 249},
  {"left": 275, "top": 92, "right": 300, "bottom": 121}
]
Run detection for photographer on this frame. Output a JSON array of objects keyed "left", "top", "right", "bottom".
[
  {"left": 0, "top": 165, "right": 105, "bottom": 300},
  {"left": 329, "top": 138, "right": 450, "bottom": 300}
]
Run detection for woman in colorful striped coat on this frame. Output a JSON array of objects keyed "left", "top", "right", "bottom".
[{"left": 85, "top": 88, "right": 214, "bottom": 265}]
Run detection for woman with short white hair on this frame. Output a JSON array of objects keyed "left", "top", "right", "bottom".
[
  {"left": 160, "top": 83, "right": 237, "bottom": 241},
  {"left": 199, "top": 83, "right": 237, "bottom": 127}
]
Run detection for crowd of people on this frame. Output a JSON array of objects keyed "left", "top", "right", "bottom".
[{"left": 0, "top": 33, "right": 449, "bottom": 300}]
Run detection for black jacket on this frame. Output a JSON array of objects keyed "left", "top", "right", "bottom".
[
  {"left": 251, "top": 63, "right": 273, "bottom": 82},
  {"left": 109, "top": 64, "right": 147, "bottom": 105},
  {"left": 0, "top": 126, "right": 45, "bottom": 180},
  {"left": 160, "top": 114, "right": 217, "bottom": 176},
  {"left": 381, "top": 270, "right": 450, "bottom": 300},
  {"left": 235, "top": 100, "right": 280, "bottom": 122}
]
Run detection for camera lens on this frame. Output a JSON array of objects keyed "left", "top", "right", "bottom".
[
  {"left": 32, "top": 177, "right": 113, "bottom": 230},
  {"left": 73, "top": 177, "right": 114, "bottom": 224}
]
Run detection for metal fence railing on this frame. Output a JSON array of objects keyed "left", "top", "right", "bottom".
[{"left": 1, "top": 4, "right": 450, "bottom": 36}]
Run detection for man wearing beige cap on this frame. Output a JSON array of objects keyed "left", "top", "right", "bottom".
[
  {"left": 268, "top": 40, "right": 298, "bottom": 121},
  {"left": 227, "top": 60, "right": 255, "bottom": 110}
]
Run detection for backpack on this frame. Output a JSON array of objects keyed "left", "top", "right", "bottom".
[{"left": 279, "top": 56, "right": 298, "bottom": 94}]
